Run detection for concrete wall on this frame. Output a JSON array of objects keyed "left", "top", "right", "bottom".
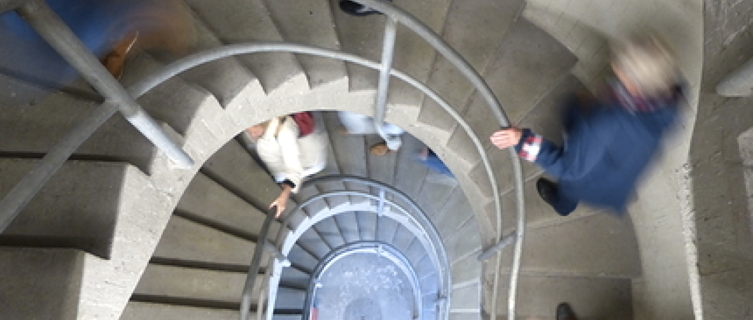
[
  {"left": 521, "top": 0, "right": 704, "bottom": 319},
  {"left": 688, "top": 1, "right": 753, "bottom": 319}
]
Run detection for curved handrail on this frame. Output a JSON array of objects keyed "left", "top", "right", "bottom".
[
  {"left": 262, "top": 175, "right": 451, "bottom": 320},
  {"left": 303, "top": 242, "right": 423, "bottom": 320},
  {"left": 239, "top": 207, "right": 277, "bottom": 320},
  {"left": 1, "top": 1, "right": 526, "bottom": 319},
  {"left": 340, "top": 1, "right": 527, "bottom": 318}
]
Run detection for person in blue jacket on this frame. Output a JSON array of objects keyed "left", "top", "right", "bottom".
[{"left": 490, "top": 33, "right": 684, "bottom": 216}]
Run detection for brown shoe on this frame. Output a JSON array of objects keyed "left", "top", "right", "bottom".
[
  {"left": 369, "top": 142, "right": 392, "bottom": 156},
  {"left": 101, "top": 31, "right": 139, "bottom": 80}
]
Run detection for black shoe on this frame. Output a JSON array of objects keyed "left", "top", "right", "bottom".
[
  {"left": 536, "top": 178, "right": 559, "bottom": 208},
  {"left": 556, "top": 302, "right": 577, "bottom": 320},
  {"left": 339, "top": 0, "right": 390, "bottom": 16}
]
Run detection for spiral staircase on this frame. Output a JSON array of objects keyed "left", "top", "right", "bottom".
[{"left": 0, "top": 0, "right": 705, "bottom": 319}]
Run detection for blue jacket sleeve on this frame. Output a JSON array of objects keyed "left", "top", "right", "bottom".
[{"left": 513, "top": 128, "right": 607, "bottom": 181}]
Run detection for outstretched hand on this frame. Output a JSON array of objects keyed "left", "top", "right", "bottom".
[
  {"left": 490, "top": 128, "right": 523, "bottom": 150},
  {"left": 269, "top": 185, "right": 293, "bottom": 219}
]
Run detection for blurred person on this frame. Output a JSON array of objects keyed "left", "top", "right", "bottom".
[
  {"left": 556, "top": 302, "right": 578, "bottom": 320},
  {"left": 339, "top": 0, "right": 392, "bottom": 17},
  {"left": 490, "top": 32, "right": 684, "bottom": 216},
  {"left": 416, "top": 147, "right": 456, "bottom": 186},
  {"left": 247, "top": 115, "right": 329, "bottom": 218},
  {"left": 338, "top": 111, "right": 404, "bottom": 155},
  {"left": 0, "top": 0, "right": 193, "bottom": 104}
]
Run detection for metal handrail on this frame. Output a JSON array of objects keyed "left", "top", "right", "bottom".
[
  {"left": 14, "top": 0, "right": 193, "bottom": 167},
  {"left": 302, "top": 242, "right": 423, "bottom": 320},
  {"left": 347, "top": 1, "right": 527, "bottom": 318},
  {"left": 240, "top": 207, "right": 277, "bottom": 320},
  {"left": 0, "top": 0, "right": 525, "bottom": 318},
  {"left": 261, "top": 176, "right": 450, "bottom": 320}
]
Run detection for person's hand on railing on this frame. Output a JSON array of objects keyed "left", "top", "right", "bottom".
[
  {"left": 490, "top": 127, "right": 523, "bottom": 150},
  {"left": 269, "top": 184, "right": 292, "bottom": 218}
]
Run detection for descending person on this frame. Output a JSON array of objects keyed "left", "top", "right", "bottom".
[
  {"left": 338, "top": 111, "right": 405, "bottom": 156},
  {"left": 247, "top": 114, "right": 329, "bottom": 218},
  {"left": 490, "top": 32, "right": 684, "bottom": 216}
]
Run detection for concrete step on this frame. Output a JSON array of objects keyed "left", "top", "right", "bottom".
[
  {"left": 275, "top": 286, "right": 307, "bottom": 311},
  {"left": 0, "top": 159, "right": 134, "bottom": 258},
  {"left": 392, "top": 224, "right": 417, "bottom": 251},
  {"left": 455, "top": 19, "right": 580, "bottom": 206},
  {"left": 450, "top": 280, "right": 481, "bottom": 312},
  {"left": 121, "top": 53, "right": 224, "bottom": 137},
  {"left": 375, "top": 215, "right": 399, "bottom": 243},
  {"left": 497, "top": 213, "right": 641, "bottom": 279},
  {"left": 403, "top": 237, "right": 427, "bottom": 264},
  {"left": 334, "top": 212, "right": 360, "bottom": 243},
  {"left": 172, "top": 16, "right": 266, "bottom": 108},
  {"left": 330, "top": 0, "right": 384, "bottom": 91},
  {"left": 0, "top": 247, "right": 84, "bottom": 320},
  {"left": 312, "top": 216, "right": 346, "bottom": 249},
  {"left": 444, "top": 215, "right": 483, "bottom": 263},
  {"left": 417, "top": 0, "right": 526, "bottom": 130},
  {"left": 121, "top": 301, "right": 239, "bottom": 320},
  {"left": 280, "top": 265, "right": 313, "bottom": 290},
  {"left": 288, "top": 244, "right": 320, "bottom": 273},
  {"left": 493, "top": 274, "right": 632, "bottom": 320},
  {"left": 386, "top": 0, "right": 453, "bottom": 108},
  {"left": 134, "top": 263, "right": 259, "bottom": 306},
  {"left": 183, "top": 0, "right": 308, "bottom": 94},
  {"left": 153, "top": 215, "right": 257, "bottom": 268},
  {"left": 0, "top": 91, "right": 164, "bottom": 172},
  {"left": 202, "top": 138, "right": 294, "bottom": 220},
  {"left": 263, "top": 0, "right": 348, "bottom": 88},
  {"left": 325, "top": 111, "right": 372, "bottom": 199},
  {"left": 176, "top": 172, "right": 274, "bottom": 241},
  {"left": 392, "top": 134, "right": 432, "bottom": 200},
  {"left": 296, "top": 228, "right": 333, "bottom": 259},
  {"left": 356, "top": 211, "right": 377, "bottom": 241}
]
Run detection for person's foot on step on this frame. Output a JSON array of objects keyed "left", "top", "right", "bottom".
[
  {"left": 339, "top": 0, "right": 391, "bottom": 16},
  {"left": 101, "top": 31, "right": 139, "bottom": 80},
  {"left": 369, "top": 142, "right": 392, "bottom": 155},
  {"left": 556, "top": 302, "right": 578, "bottom": 320},
  {"left": 536, "top": 178, "right": 562, "bottom": 213}
]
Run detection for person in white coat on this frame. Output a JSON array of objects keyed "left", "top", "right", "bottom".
[{"left": 247, "top": 116, "right": 328, "bottom": 217}]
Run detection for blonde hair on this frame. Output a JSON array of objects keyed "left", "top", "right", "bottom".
[{"left": 611, "top": 33, "right": 679, "bottom": 97}]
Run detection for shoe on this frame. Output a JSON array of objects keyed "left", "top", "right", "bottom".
[
  {"left": 101, "top": 31, "right": 139, "bottom": 80},
  {"left": 339, "top": 0, "right": 390, "bottom": 16},
  {"left": 369, "top": 142, "right": 393, "bottom": 155},
  {"left": 556, "top": 303, "right": 577, "bottom": 320},
  {"left": 536, "top": 178, "right": 559, "bottom": 208}
]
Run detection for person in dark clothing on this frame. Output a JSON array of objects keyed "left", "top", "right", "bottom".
[{"left": 490, "top": 33, "right": 683, "bottom": 216}]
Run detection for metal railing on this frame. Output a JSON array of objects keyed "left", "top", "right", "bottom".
[
  {"left": 257, "top": 175, "right": 450, "bottom": 320},
  {"left": 0, "top": 0, "right": 527, "bottom": 319}
]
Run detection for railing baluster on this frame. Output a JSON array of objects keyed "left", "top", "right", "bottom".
[{"left": 375, "top": 17, "right": 398, "bottom": 126}]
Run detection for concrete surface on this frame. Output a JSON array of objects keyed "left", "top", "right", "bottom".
[
  {"left": 314, "top": 252, "right": 415, "bottom": 320},
  {"left": 687, "top": 1, "right": 753, "bottom": 319}
]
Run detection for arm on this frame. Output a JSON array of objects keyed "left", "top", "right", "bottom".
[
  {"left": 490, "top": 127, "right": 608, "bottom": 180},
  {"left": 269, "top": 184, "right": 293, "bottom": 218}
]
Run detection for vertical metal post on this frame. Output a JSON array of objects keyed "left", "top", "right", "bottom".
[
  {"left": 374, "top": 17, "right": 398, "bottom": 126},
  {"left": 15, "top": 0, "right": 193, "bottom": 167}
]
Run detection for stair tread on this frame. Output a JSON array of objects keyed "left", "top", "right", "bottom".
[
  {"left": 492, "top": 274, "right": 632, "bottom": 320},
  {"left": 0, "top": 159, "right": 134, "bottom": 258},
  {"left": 0, "top": 247, "right": 84, "bottom": 320},
  {"left": 498, "top": 213, "right": 641, "bottom": 278},
  {"left": 184, "top": 0, "right": 307, "bottom": 93},
  {"left": 121, "top": 301, "right": 240, "bottom": 320},
  {"left": 153, "top": 215, "right": 257, "bottom": 267}
]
